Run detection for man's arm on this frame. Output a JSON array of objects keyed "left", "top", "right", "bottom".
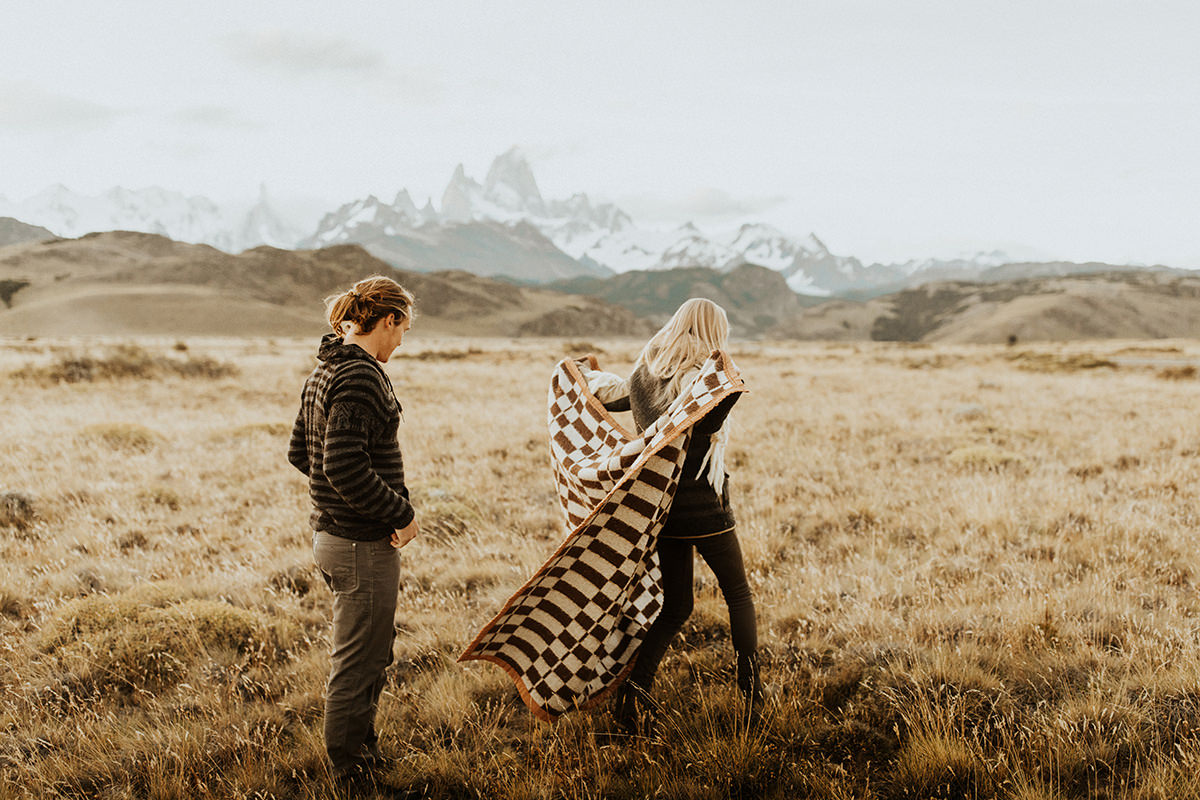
[{"left": 287, "top": 409, "right": 310, "bottom": 476}]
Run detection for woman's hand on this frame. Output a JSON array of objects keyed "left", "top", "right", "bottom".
[{"left": 391, "top": 518, "right": 419, "bottom": 549}]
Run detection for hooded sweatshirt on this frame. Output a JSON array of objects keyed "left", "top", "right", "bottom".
[
  {"left": 288, "top": 333, "right": 414, "bottom": 540},
  {"left": 591, "top": 363, "right": 738, "bottom": 539}
]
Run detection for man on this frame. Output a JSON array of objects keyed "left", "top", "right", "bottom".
[{"left": 288, "top": 275, "right": 419, "bottom": 778}]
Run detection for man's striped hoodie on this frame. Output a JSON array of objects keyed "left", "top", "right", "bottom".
[{"left": 288, "top": 333, "right": 414, "bottom": 540}]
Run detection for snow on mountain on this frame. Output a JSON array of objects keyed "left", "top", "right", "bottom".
[
  {"left": 657, "top": 224, "right": 740, "bottom": 270},
  {"left": 786, "top": 271, "right": 831, "bottom": 296},
  {"left": 729, "top": 223, "right": 816, "bottom": 271},
  {"left": 307, "top": 193, "right": 431, "bottom": 247},
  {"left": 0, "top": 184, "right": 305, "bottom": 253},
  {"left": 580, "top": 226, "right": 691, "bottom": 273},
  {"left": 571, "top": 218, "right": 877, "bottom": 296}
]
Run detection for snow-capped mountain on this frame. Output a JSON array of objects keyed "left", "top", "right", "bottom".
[
  {"left": 437, "top": 148, "right": 634, "bottom": 258},
  {"left": 303, "top": 147, "right": 632, "bottom": 282},
  {"left": 0, "top": 185, "right": 303, "bottom": 253},
  {"left": 304, "top": 148, "right": 889, "bottom": 294},
  {"left": 432, "top": 151, "right": 905, "bottom": 295},
  {"left": 307, "top": 191, "right": 436, "bottom": 248},
  {"left": 572, "top": 221, "right": 898, "bottom": 296}
]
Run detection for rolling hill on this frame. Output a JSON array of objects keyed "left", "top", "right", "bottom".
[
  {"left": 0, "top": 231, "right": 651, "bottom": 338},
  {"left": 773, "top": 270, "right": 1200, "bottom": 343}
]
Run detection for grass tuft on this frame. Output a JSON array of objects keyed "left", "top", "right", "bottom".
[
  {"left": 38, "top": 587, "right": 300, "bottom": 696},
  {"left": 888, "top": 731, "right": 993, "bottom": 799},
  {"left": 78, "top": 422, "right": 163, "bottom": 452},
  {"left": 948, "top": 444, "right": 1025, "bottom": 470}
]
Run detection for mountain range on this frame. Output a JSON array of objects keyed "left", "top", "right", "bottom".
[
  {"left": 6, "top": 148, "right": 1159, "bottom": 298},
  {"left": 0, "top": 184, "right": 302, "bottom": 254}
]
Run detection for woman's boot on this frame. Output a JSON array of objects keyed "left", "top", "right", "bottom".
[
  {"left": 613, "top": 678, "right": 655, "bottom": 736},
  {"left": 737, "top": 652, "right": 764, "bottom": 728}
]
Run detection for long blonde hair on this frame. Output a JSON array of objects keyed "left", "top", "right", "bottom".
[{"left": 636, "top": 298, "right": 730, "bottom": 402}]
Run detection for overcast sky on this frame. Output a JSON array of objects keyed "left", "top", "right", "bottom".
[{"left": 1, "top": 1, "right": 1197, "bottom": 265}]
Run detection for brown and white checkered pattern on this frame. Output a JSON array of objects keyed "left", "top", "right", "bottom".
[{"left": 459, "top": 350, "right": 746, "bottom": 721}]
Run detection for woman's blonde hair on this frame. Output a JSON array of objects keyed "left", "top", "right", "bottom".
[
  {"left": 636, "top": 298, "right": 730, "bottom": 400},
  {"left": 324, "top": 275, "right": 415, "bottom": 336}
]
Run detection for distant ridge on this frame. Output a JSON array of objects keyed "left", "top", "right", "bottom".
[
  {"left": 550, "top": 263, "right": 823, "bottom": 338},
  {"left": 304, "top": 217, "right": 609, "bottom": 284}
]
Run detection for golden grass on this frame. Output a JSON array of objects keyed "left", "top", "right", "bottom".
[{"left": 4, "top": 336, "right": 1200, "bottom": 798}]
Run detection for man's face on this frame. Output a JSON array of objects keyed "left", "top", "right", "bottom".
[{"left": 380, "top": 315, "right": 411, "bottom": 361}]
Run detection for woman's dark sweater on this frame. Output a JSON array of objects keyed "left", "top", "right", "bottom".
[
  {"left": 610, "top": 364, "right": 738, "bottom": 539},
  {"left": 288, "top": 334, "right": 414, "bottom": 541}
]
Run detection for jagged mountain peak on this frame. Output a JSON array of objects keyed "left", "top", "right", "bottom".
[
  {"left": 486, "top": 147, "right": 540, "bottom": 189},
  {"left": 392, "top": 189, "right": 417, "bottom": 216},
  {"left": 483, "top": 147, "right": 545, "bottom": 216},
  {"left": 735, "top": 221, "right": 786, "bottom": 236}
]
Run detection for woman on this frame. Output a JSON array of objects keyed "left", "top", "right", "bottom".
[
  {"left": 287, "top": 275, "right": 420, "bottom": 778},
  {"left": 587, "top": 298, "right": 762, "bottom": 730}
]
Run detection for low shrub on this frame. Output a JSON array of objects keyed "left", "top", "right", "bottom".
[
  {"left": 268, "top": 564, "right": 315, "bottom": 596},
  {"left": 397, "top": 347, "right": 484, "bottom": 361},
  {"left": 1157, "top": 365, "right": 1197, "bottom": 380},
  {"left": 0, "top": 492, "right": 36, "bottom": 530},
  {"left": 1006, "top": 351, "right": 1117, "bottom": 373},
  {"left": 12, "top": 343, "right": 237, "bottom": 383},
  {"left": 219, "top": 422, "right": 291, "bottom": 439}
]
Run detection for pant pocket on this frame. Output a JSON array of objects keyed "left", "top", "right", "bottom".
[{"left": 313, "top": 533, "right": 359, "bottom": 594}]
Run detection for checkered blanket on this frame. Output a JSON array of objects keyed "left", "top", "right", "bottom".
[{"left": 459, "top": 350, "right": 745, "bottom": 721}]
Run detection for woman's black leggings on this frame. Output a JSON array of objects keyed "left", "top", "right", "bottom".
[{"left": 628, "top": 528, "right": 758, "bottom": 689}]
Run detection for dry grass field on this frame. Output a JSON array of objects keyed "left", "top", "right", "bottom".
[{"left": 4, "top": 335, "right": 1200, "bottom": 799}]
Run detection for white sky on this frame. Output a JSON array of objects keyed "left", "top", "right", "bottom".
[{"left": 1, "top": 0, "right": 1197, "bottom": 265}]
